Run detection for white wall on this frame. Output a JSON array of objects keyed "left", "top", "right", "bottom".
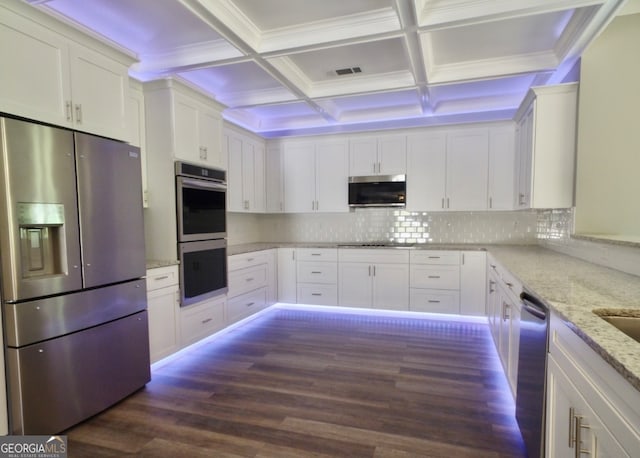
[{"left": 574, "top": 12, "right": 640, "bottom": 238}]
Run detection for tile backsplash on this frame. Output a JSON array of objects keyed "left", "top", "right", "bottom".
[{"left": 229, "top": 209, "right": 539, "bottom": 245}]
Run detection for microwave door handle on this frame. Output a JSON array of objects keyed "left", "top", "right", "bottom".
[{"left": 180, "top": 177, "right": 227, "bottom": 191}]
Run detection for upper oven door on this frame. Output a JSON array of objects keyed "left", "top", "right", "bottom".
[{"left": 176, "top": 176, "right": 226, "bottom": 242}]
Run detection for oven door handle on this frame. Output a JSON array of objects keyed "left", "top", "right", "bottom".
[{"left": 179, "top": 176, "right": 227, "bottom": 191}]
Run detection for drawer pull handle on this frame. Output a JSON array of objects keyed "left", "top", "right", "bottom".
[
  {"left": 311, "top": 293, "right": 322, "bottom": 296},
  {"left": 246, "top": 302, "right": 255, "bottom": 307},
  {"left": 311, "top": 271, "right": 322, "bottom": 274},
  {"left": 428, "top": 275, "right": 441, "bottom": 279},
  {"left": 246, "top": 277, "right": 254, "bottom": 282},
  {"left": 428, "top": 256, "right": 441, "bottom": 259},
  {"left": 505, "top": 282, "right": 514, "bottom": 288},
  {"left": 154, "top": 275, "right": 169, "bottom": 281},
  {"left": 247, "top": 258, "right": 254, "bottom": 262},
  {"left": 311, "top": 253, "right": 321, "bottom": 256},
  {"left": 428, "top": 300, "right": 440, "bottom": 303},
  {"left": 201, "top": 318, "right": 212, "bottom": 324}
]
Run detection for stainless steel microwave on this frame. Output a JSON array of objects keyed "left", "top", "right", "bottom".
[{"left": 348, "top": 174, "right": 406, "bottom": 207}]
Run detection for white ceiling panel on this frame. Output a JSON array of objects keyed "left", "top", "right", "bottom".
[
  {"left": 30, "top": 0, "right": 628, "bottom": 137},
  {"left": 231, "top": 0, "right": 391, "bottom": 31}
]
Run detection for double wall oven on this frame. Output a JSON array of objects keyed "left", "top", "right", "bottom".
[{"left": 176, "top": 162, "right": 228, "bottom": 306}]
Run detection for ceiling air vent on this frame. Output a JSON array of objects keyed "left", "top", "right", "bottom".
[{"left": 335, "top": 66, "right": 362, "bottom": 76}]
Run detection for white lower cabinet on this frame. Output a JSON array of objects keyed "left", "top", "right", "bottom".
[
  {"left": 277, "top": 248, "right": 297, "bottom": 303},
  {"left": 146, "top": 265, "right": 180, "bottom": 363},
  {"left": 180, "top": 295, "right": 226, "bottom": 347},
  {"left": 409, "top": 250, "right": 460, "bottom": 314},
  {"left": 486, "top": 256, "right": 521, "bottom": 397},
  {"left": 227, "top": 249, "right": 275, "bottom": 325},
  {"left": 296, "top": 248, "right": 338, "bottom": 305},
  {"left": 338, "top": 249, "right": 409, "bottom": 310},
  {"left": 546, "top": 313, "right": 640, "bottom": 457},
  {"left": 227, "top": 288, "right": 267, "bottom": 323},
  {"left": 460, "top": 251, "right": 487, "bottom": 316}
]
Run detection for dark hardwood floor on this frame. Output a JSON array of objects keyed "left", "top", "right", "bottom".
[{"left": 65, "top": 307, "right": 527, "bottom": 457}]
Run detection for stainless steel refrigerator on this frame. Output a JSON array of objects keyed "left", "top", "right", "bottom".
[{"left": 0, "top": 116, "right": 150, "bottom": 434}]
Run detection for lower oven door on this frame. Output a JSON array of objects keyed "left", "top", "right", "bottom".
[{"left": 179, "top": 239, "right": 227, "bottom": 306}]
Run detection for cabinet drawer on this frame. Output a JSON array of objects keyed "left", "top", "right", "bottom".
[
  {"left": 297, "top": 248, "right": 338, "bottom": 262},
  {"left": 228, "top": 264, "right": 267, "bottom": 297},
  {"left": 227, "top": 288, "right": 267, "bottom": 323},
  {"left": 297, "top": 284, "right": 338, "bottom": 306},
  {"left": 410, "top": 289, "right": 460, "bottom": 314},
  {"left": 410, "top": 265, "right": 460, "bottom": 289},
  {"left": 338, "top": 248, "right": 410, "bottom": 264},
  {"left": 228, "top": 250, "right": 270, "bottom": 271},
  {"left": 410, "top": 250, "right": 460, "bottom": 265},
  {"left": 146, "top": 265, "right": 179, "bottom": 291},
  {"left": 180, "top": 296, "right": 225, "bottom": 346},
  {"left": 297, "top": 262, "right": 338, "bottom": 284}
]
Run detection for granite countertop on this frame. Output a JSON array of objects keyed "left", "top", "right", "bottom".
[
  {"left": 227, "top": 242, "right": 487, "bottom": 256},
  {"left": 228, "top": 242, "right": 640, "bottom": 390},
  {"left": 146, "top": 259, "right": 179, "bottom": 269},
  {"left": 488, "top": 245, "right": 640, "bottom": 391}
]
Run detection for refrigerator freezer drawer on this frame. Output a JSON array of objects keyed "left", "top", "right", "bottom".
[
  {"left": 4, "top": 279, "right": 147, "bottom": 348},
  {"left": 6, "top": 310, "right": 150, "bottom": 435}
]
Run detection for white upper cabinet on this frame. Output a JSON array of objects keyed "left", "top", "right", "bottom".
[
  {"left": 446, "top": 128, "right": 489, "bottom": 211},
  {"left": 225, "top": 128, "right": 265, "bottom": 213},
  {"left": 349, "top": 134, "right": 406, "bottom": 176},
  {"left": 283, "top": 138, "right": 349, "bottom": 213},
  {"left": 127, "top": 80, "right": 148, "bottom": 207},
  {"left": 515, "top": 83, "right": 578, "bottom": 209},
  {"left": 145, "top": 79, "right": 224, "bottom": 169},
  {"left": 407, "top": 126, "right": 492, "bottom": 211},
  {"left": 487, "top": 126, "right": 516, "bottom": 210},
  {"left": 0, "top": 3, "right": 132, "bottom": 141},
  {"left": 406, "top": 131, "right": 447, "bottom": 211},
  {"left": 265, "top": 143, "right": 284, "bottom": 213},
  {"left": 173, "top": 91, "right": 223, "bottom": 167}
]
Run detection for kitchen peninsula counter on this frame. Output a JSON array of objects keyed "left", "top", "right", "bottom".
[{"left": 229, "top": 242, "right": 640, "bottom": 391}]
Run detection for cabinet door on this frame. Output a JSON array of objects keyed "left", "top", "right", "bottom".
[
  {"left": 378, "top": 135, "right": 407, "bottom": 175},
  {"left": 349, "top": 137, "right": 377, "bottom": 176},
  {"left": 338, "top": 263, "right": 372, "bottom": 307},
  {"left": 446, "top": 128, "right": 489, "bottom": 210},
  {"left": 406, "top": 132, "right": 447, "bottom": 211},
  {"left": 547, "top": 356, "right": 630, "bottom": 458},
  {"left": 128, "top": 84, "right": 148, "bottom": 207},
  {"left": 460, "top": 251, "right": 487, "bottom": 316},
  {"left": 265, "top": 143, "right": 283, "bottom": 212},
  {"left": 69, "top": 43, "right": 128, "bottom": 141},
  {"left": 516, "top": 107, "right": 534, "bottom": 208},
  {"left": 0, "top": 8, "right": 71, "bottom": 128},
  {"left": 277, "top": 248, "right": 297, "bottom": 303},
  {"left": 487, "top": 269, "right": 501, "bottom": 344},
  {"left": 226, "top": 133, "right": 245, "bottom": 212},
  {"left": 507, "top": 298, "right": 521, "bottom": 393},
  {"left": 488, "top": 126, "right": 516, "bottom": 210},
  {"left": 373, "top": 263, "right": 409, "bottom": 310},
  {"left": 199, "top": 108, "right": 222, "bottom": 167},
  {"left": 315, "top": 140, "right": 349, "bottom": 212},
  {"left": 252, "top": 142, "right": 266, "bottom": 213},
  {"left": 173, "top": 93, "right": 200, "bottom": 163},
  {"left": 241, "top": 140, "right": 256, "bottom": 212},
  {"left": 283, "top": 142, "right": 316, "bottom": 212},
  {"left": 147, "top": 285, "right": 179, "bottom": 363}
]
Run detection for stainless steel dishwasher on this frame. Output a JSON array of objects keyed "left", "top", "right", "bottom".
[{"left": 516, "top": 290, "right": 550, "bottom": 458}]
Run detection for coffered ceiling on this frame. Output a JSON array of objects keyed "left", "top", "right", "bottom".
[{"left": 31, "top": 0, "right": 627, "bottom": 137}]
